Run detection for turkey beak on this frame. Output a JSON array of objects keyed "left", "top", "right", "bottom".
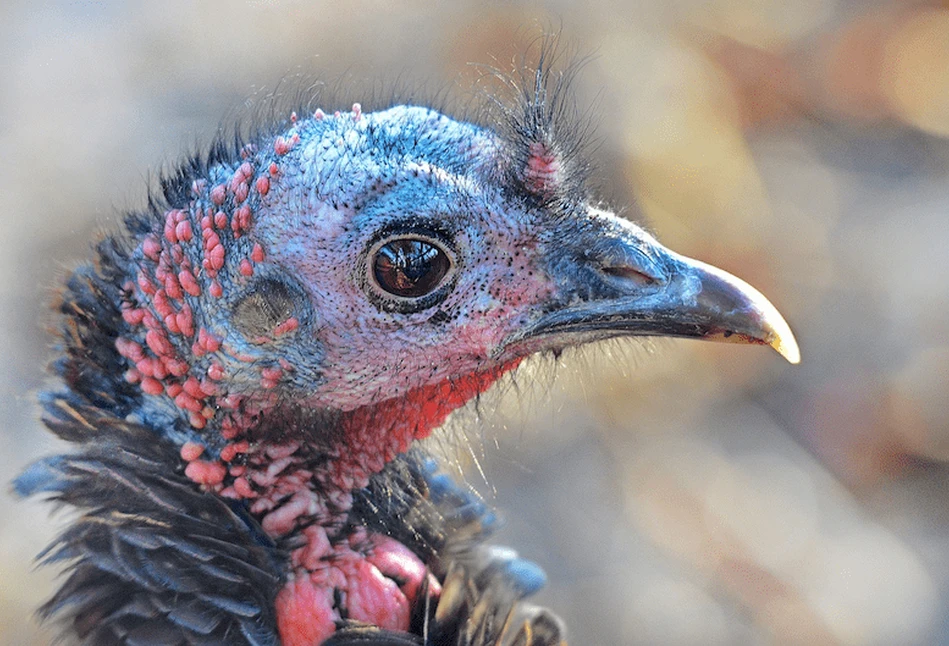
[
  {"left": 499, "top": 223, "right": 800, "bottom": 364},
  {"left": 642, "top": 254, "right": 801, "bottom": 364}
]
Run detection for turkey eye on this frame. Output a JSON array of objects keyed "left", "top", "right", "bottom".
[{"left": 372, "top": 238, "right": 451, "bottom": 298}]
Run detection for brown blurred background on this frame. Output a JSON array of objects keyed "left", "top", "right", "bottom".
[{"left": 3, "top": 1, "right": 949, "bottom": 644}]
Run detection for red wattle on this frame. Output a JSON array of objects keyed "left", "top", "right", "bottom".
[{"left": 275, "top": 577, "right": 337, "bottom": 646}]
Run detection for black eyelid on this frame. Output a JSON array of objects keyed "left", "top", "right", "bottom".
[
  {"left": 363, "top": 227, "right": 459, "bottom": 314},
  {"left": 364, "top": 218, "right": 457, "bottom": 252}
]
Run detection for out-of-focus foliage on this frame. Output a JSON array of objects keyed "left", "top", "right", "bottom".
[{"left": 2, "top": 1, "right": 948, "bottom": 644}]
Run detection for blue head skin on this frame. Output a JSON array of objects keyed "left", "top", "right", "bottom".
[
  {"left": 275, "top": 103, "right": 799, "bottom": 401},
  {"left": 19, "top": 88, "right": 801, "bottom": 646},
  {"left": 111, "top": 101, "right": 798, "bottom": 470}
]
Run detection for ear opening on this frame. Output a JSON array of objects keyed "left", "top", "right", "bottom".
[{"left": 232, "top": 275, "right": 307, "bottom": 342}]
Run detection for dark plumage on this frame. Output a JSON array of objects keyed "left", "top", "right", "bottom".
[{"left": 17, "top": 52, "right": 798, "bottom": 645}]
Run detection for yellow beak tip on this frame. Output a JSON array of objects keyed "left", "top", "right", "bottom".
[{"left": 773, "top": 335, "right": 801, "bottom": 365}]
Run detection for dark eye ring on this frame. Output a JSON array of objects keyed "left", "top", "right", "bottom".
[{"left": 368, "top": 234, "right": 455, "bottom": 303}]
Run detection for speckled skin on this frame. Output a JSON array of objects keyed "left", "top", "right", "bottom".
[
  {"left": 41, "top": 93, "right": 626, "bottom": 644},
  {"left": 254, "top": 106, "right": 552, "bottom": 412},
  {"left": 110, "top": 103, "right": 574, "bottom": 643},
  {"left": 18, "top": 59, "right": 796, "bottom": 644}
]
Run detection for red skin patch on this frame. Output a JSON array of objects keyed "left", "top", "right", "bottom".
[
  {"left": 233, "top": 476, "right": 254, "bottom": 497},
  {"left": 141, "top": 377, "right": 163, "bottom": 395},
  {"left": 142, "top": 235, "right": 161, "bottom": 261},
  {"left": 176, "top": 305, "right": 194, "bottom": 337},
  {"left": 173, "top": 360, "right": 517, "bottom": 644},
  {"left": 145, "top": 329, "right": 173, "bottom": 357},
  {"left": 115, "top": 155, "right": 524, "bottom": 643},
  {"left": 116, "top": 338, "right": 144, "bottom": 362},
  {"left": 275, "top": 577, "right": 337, "bottom": 646},
  {"left": 220, "top": 440, "right": 249, "bottom": 462},
  {"left": 206, "top": 239, "right": 225, "bottom": 271},
  {"left": 166, "top": 357, "right": 190, "bottom": 377},
  {"left": 182, "top": 376, "right": 203, "bottom": 399},
  {"left": 523, "top": 141, "right": 561, "bottom": 196},
  {"left": 273, "top": 316, "right": 299, "bottom": 336},
  {"left": 121, "top": 308, "right": 146, "bottom": 325},
  {"left": 268, "top": 362, "right": 518, "bottom": 643},
  {"left": 233, "top": 204, "right": 253, "bottom": 235},
  {"left": 174, "top": 391, "right": 202, "bottom": 413},
  {"left": 210, "top": 184, "right": 226, "bottom": 205},
  {"left": 184, "top": 459, "right": 226, "bottom": 486},
  {"left": 276, "top": 530, "right": 439, "bottom": 646},
  {"left": 180, "top": 441, "right": 205, "bottom": 462},
  {"left": 327, "top": 361, "right": 519, "bottom": 491},
  {"left": 234, "top": 182, "right": 250, "bottom": 204},
  {"left": 260, "top": 365, "right": 283, "bottom": 389},
  {"left": 365, "top": 535, "right": 438, "bottom": 604},
  {"left": 179, "top": 269, "right": 201, "bottom": 296},
  {"left": 164, "top": 274, "right": 183, "bottom": 300},
  {"left": 175, "top": 220, "right": 193, "bottom": 242},
  {"left": 207, "top": 362, "right": 225, "bottom": 381},
  {"left": 137, "top": 271, "right": 156, "bottom": 295},
  {"left": 274, "top": 133, "right": 300, "bottom": 156}
]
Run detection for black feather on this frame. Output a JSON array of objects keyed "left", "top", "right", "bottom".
[{"left": 17, "top": 44, "right": 579, "bottom": 646}]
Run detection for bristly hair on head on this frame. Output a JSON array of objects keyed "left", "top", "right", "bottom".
[
  {"left": 479, "top": 33, "right": 598, "bottom": 211},
  {"left": 142, "top": 35, "right": 598, "bottom": 236}
]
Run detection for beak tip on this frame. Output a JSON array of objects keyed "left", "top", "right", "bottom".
[
  {"left": 687, "top": 257, "right": 801, "bottom": 365},
  {"left": 757, "top": 293, "right": 800, "bottom": 365},
  {"left": 749, "top": 286, "right": 800, "bottom": 365},
  {"left": 772, "top": 333, "right": 801, "bottom": 365}
]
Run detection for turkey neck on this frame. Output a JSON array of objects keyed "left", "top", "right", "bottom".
[{"left": 175, "top": 361, "right": 518, "bottom": 541}]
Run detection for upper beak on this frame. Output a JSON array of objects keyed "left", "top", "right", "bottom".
[
  {"left": 498, "top": 217, "right": 800, "bottom": 364},
  {"left": 661, "top": 255, "right": 800, "bottom": 364}
]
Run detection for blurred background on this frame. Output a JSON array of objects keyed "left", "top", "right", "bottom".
[{"left": 2, "top": 0, "right": 949, "bottom": 644}]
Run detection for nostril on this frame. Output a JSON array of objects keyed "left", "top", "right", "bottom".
[{"left": 600, "top": 264, "right": 656, "bottom": 286}]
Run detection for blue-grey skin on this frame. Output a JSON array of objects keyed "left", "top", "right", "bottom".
[
  {"left": 15, "top": 91, "right": 798, "bottom": 646},
  {"left": 152, "top": 103, "right": 796, "bottom": 422}
]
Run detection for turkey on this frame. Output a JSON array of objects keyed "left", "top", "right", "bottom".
[{"left": 16, "top": 58, "right": 798, "bottom": 645}]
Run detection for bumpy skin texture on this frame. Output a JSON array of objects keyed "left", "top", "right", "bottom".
[
  {"left": 16, "top": 55, "right": 796, "bottom": 645},
  {"left": 17, "top": 70, "right": 588, "bottom": 645},
  {"left": 19, "top": 398, "right": 555, "bottom": 645}
]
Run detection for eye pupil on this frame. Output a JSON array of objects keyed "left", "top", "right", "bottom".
[{"left": 373, "top": 238, "right": 451, "bottom": 298}]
